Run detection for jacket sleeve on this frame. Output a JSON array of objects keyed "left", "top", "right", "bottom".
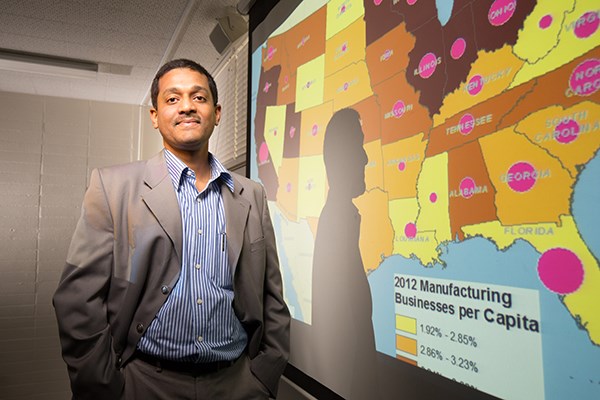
[
  {"left": 53, "top": 169, "right": 124, "bottom": 399},
  {"left": 250, "top": 185, "right": 291, "bottom": 397}
]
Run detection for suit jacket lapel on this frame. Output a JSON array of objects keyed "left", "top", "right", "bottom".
[
  {"left": 222, "top": 175, "right": 250, "bottom": 274},
  {"left": 141, "top": 152, "right": 183, "bottom": 263}
]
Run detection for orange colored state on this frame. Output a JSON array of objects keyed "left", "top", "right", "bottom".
[
  {"left": 381, "top": 133, "right": 428, "bottom": 200},
  {"left": 283, "top": 6, "right": 327, "bottom": 73},
  {"left": 276, "top": 157, "right": 300, "bottom": 221},
  {"left": 373, "top": 72, "right": 432, "bottom": 145},
  {"left": 353, "top": 188, "right": 394, "bottom": 272},
  {"left": 479, "top": 127, "right": 575, "bottom": 226},
  {"left": 299, "top": 101, "right": 334, "bottom": 157},
  {"left": 324, "top": 17, "right": 367, "bottom": 77},
  {"left": 499, "top": 47, "right": 600, "bottom": 130},
  {"left": 426, "top": 80, "right": 535, "bottom": 157},
  {"left": 447, "top": 141, "right": 498, "bottom": 241},
  {"left": 516, "top": 102, "right": 600, "bottom": 179},
  {"left": 261, "top": 34, "right": 286, "bottom": 73},
  {"left": 364, "top": 139, "right": 384, "bottom": 191},
  {"left": 353, "top": 95, "right": 381, "bottom": 144},
  {"left": 365, "top": 22, "right": 414, "bottom": 87},
  {"left": 323, "top": 61, "right": 373, "bottom": 111},
  {"left": 277, "top": 63, "right": 297, "bottom": 106}
]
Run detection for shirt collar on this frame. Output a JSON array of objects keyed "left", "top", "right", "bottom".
[{"left": 163, "top": 149, "right": 234, "bottom": 193}]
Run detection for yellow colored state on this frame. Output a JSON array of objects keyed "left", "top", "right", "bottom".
[
  {"left": 479, "top": 126, "right": 574, "bottom": 225},
  {"left": 299, "top": 101, "right": 333, "bottom": 157},
  {"left": 296, "top": 55, "right": 326, "bottom": 113},
  {"left": 434, "top": 45, "right": 525, "bottom": 126},
  {"left": 416, "top": 152, "right": 452, "bottom": 243},
  {"left": 297, "top": 155, "right": 327, "bottom": 220},
  {"left": 515, "top": 102, "right": 600, "bottom": 178},
  {"left": 353, "top": 188, "right": 394, "bottom": 273},
  {"left": 263, "top": 105, "right": 287, "bottom": 173},
  {"left": 511, "top": 0, "right": 600, "bottom": 88},
  {"left": 382, "top": 133, "right": 427, "bottom": 200},
  {"left": 462, "top": 216, "right": 600, "bottom": 345},
  {"left": 326, "top": 0, "right": 364, "bottom": 40},
  {"left": 276, "top": 157, "right": 299, "bottom": 222},
  {"left": 325, "top": 17, "right": 366, "bottom": 76},
  {"left": 323, "top": 61, "right": 373, "bottom": 111},
  {"left": 389, "top": 198, "right": 440, "bottom": 267},
  {"left": 513, "top": 0, "right": 574, "bottom": 64},
  {"left": 364, "top": 139, "right": 384, "bottom": 191}
]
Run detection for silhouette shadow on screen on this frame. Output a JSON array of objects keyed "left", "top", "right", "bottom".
[{"left": 311, "top": 108, "right": 380, "bottom": 400}]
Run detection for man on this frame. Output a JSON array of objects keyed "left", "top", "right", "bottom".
[{"left": 53, "top": 59, "right": 290, "bottom": 400}]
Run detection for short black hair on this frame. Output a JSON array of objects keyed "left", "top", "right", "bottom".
[{"left": 150, "top": 59, "right": 218, "bottom": 109}]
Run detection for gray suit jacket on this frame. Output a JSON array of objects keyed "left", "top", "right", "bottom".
[{"left": 53, "top": 152, "right": 290, "bottom": 399}]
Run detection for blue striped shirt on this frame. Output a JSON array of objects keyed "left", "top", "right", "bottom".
[{"left": 137, "top": 149, "right": 247, "bottom": 362}]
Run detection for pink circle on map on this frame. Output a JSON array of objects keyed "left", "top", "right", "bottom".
[
  {"left": 430, "top": 192, "right": 438, "bottom": 203},
  {"left": 258, "top": 142, "right": 269, "bottom": 163},
  {"left": 459, "top": 113, "right": 475, "bottom": 135},
  {"left": 393, "top": 100, "right": 406, "bottom": 118},
  {"left": 574, "top": 11, "right": 600, "bottom": 39},
  {"left": 289, "top": 126, "right": 296, "bottom": 138},
  {"left": 538, "top": 248, "right": 584, "bottom": 294},
  {"left": 273, "top": 129, "right": 277, "bottom": 137},
  {"left": 506, "top": 161, "right": 537, "bottom": 192},
  {"left": 407, "top": 0, "right": 417, "bottom": 5},
  {"left": 312, "top": 124, "right": 319, "bottom": 136},
  {"left": 488, "top": 0, "right": 517, "bottom": 27},
  {"left": 539, "top": 14, "right": 553, "bottom": 29},
  {"left": 419, "top": 52, "right": 438, "bottom": 79},
  {"left": 555, "top": 119, "right": 580, "bottom": 144},
  {"left": 569, "top": 58, "right": 600, "bottom": 97},
  {"left": 467, "top": 74, "right": 484, "bottom": 96},
  {"left": 459, "top": 177, "right": 476, "bottom": 199},
  {"left": 286, "top": 182, "right": 292, "bottom": 193},
  {"left": 267, "top": 46, "right": 275, "bottom": 60},
  {"left": 398, "top": 161, "right": 406, "bottom": 171},
  {"left": 374, "top": 0, "right": 383, "bottom": 5},
  {"left": 450, "top": 38, "right": 466, "bottom": 60},
  {"left": 404, "top": 223, "right": 417, "bottom": 239},
  {"left": 343, "top": 82, "right": 349, "bottom": 91}
]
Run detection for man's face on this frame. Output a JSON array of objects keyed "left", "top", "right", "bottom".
[{"left": 150, "top": 68, "right": 221, "bottom": 156}]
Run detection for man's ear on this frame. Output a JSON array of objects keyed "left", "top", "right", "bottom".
[
  {"left": 215, "top": 104, "right": 222, "bottom": 126},
  {"left": 150, "top": 107, "right": 159, "bottom": 129}
]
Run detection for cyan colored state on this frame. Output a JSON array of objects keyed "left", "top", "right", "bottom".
[
  {"left": 436, "top": 0, "right": 454, "bottom": 26},
  {"left": 370, "top": 236, "right": 600, "bottom": 399}
]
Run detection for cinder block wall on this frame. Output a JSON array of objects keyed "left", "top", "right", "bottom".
[{"left": 0, "top": 92, "right": 139, "bottom": 400}]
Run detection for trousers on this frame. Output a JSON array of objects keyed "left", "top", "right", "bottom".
[{"left": 123, "top": 354, "right": 271, "bottom": 399}]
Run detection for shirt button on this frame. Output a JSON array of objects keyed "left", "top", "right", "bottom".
[
  {"left": 136, "top": 323, "right": 144, "bottom": 333},
  {"left": 161, "top": 285, "right": 169, "bottom": 294},
  {"left": 195, "top": 263, "right": 201, "bottom": 270},
  {"left": 197, "top": 336, "right": 203, "bottom": 342},
  {"left": 186, "top": 170, "right": 192, "bottom": 176},
  {"left": 198, "top": 229, "right": 203, "bottom": 235},
  {"left": 197, "top": 298, "right": 203, "bottom": 305}
]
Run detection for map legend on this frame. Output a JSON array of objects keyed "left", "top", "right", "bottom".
[{"left": 394, "top": 274, "right": 545, "bottom": 399}]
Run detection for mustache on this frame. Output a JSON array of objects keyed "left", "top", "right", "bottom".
[{"left": 175, "top": 115, "right": 201, "bottom": 125}]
